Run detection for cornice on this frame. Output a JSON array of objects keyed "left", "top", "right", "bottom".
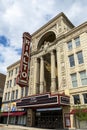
[
  {"left": 31, "top": 12, "right": 74, "bottom": 38},
  {"left": 65, "top": 21, "right": 87, "bottom": 37},
  {"left": 7, "top": 60, "right": 20, "bottom": 70}
]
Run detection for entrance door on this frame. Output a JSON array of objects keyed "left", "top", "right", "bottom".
[{"left": 35, "top": 108, "right": 63, "bottom": 129}]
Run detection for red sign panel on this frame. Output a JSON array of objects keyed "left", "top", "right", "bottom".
[{"left": 16, "top": 32, "right": 31, "bottom": 87}]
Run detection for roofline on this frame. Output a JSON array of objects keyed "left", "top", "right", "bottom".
[
  {"left": 7, "top": 60, "right": 20, "bottom": 70},
  {"left": 65, "top": 21, "right": 87, "bottom": 37},
  {"left": 0, "top": 73, "right": 6, "bottom": 77},
  {"left": 31, "top": 12, "right": 74, "bottom": 37}
]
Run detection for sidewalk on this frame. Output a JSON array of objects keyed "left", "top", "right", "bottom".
[
  {"left": 0, "top": 124, "right": 86, "bottom": 130},
  {"left": 0, "top": 124, "right": 54, "bottom": 130}
]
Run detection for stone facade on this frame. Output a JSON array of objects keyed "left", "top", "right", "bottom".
[
  {"left": 1, "top": 60, "right": 27, "bottom": 125},
  {"left": 28, "top": 12, "right": 87, "bottom": 129},
  {"left": 2, "top": 12, "right": 87, "bottom": 129}
]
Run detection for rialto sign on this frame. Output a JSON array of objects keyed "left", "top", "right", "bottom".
[{"left": 16, "top": 32, "right": 31, "bottom": 87}]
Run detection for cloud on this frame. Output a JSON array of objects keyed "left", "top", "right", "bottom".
[
  {"left": 0, "top": 44, "right": 20, "bottom": 74},
  {"left": 0, "top": 0, "right": 87, "bottom": 74}
]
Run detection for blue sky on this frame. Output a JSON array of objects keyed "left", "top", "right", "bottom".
[{"left": 0, "top": 0, "right": 87, "bottom": 74}]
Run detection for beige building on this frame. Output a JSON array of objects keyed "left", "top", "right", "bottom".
[
  {"left": 17, "top": 12, "right": 87, "bottom": 129},
  {"left": 2, "top": 12, "right": 87, "bottom": 129},
  {"left": 1, "top": 60, "right": 28, "bottom": 125}
]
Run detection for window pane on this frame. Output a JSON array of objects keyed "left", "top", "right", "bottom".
[
  {"left": 16, "top": 90, "right": 18, "bottom": 99},
  {"left": 69, "top": 55, "right": 75, "bottom": 67},
  {"left": 77, "top": 51, "right": 84, "bottom": 64},
  {"left": 9, "top": 80, "right": 12, "bottom": 87},
  {"left": 5, "top": 93, "right": 7, "bottom": 100},
  {"left": 25, "top": 87, "right": 28, "bottom": 96},
  {"left": 80, "top": 71, "right": 87, "bottom": 85},
  {"left": 75, "top": 37, "right": 80, "bottom": 47},
  {"left": 82, "top": 79, "right": 87, "bottom": 85},
  {"left": 14, "top": 78, "right": 16, "bottom": 86},
  {"left": 73, "top": 95, "right": 80, "bottom": 104},
  {"left": 67, "top": 41, "right": 72, "bottom": 50},
  {"left": 21, "top": 88, "right": 24, "bottom": 97},
  {"left": 8, "top": 92, "right": 10, "bottom": 100},
  {"left": 72, "top": 81, "right": 77, "bottom": 87},
  {"left": 83, "top": 93, "right": 87, "bottom": 104},
  {"left": 11, "top": 91, "right": 15, "bottom": 100},
  {"left": 71, "top": 73, "right": 77, "bottom": 87}
]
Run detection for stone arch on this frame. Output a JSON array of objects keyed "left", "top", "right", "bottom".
[{"left": 37, "top": 31, "right": 56, "bottom": 50}]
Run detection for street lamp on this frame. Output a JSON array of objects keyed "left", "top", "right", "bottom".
[
  {"left": 7, "top": 107, "right": 10, "bottom": 126},
  {"left": 7, "top": 92, "right": 12, "bottom": 126}
]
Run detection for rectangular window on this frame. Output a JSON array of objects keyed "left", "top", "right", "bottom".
[
  {"left": 11, "top": 70, "right": 13, "bottom": 76},
  {"left": 75, "top": 37, "right": 80, "bottom": 47},
  {"left": 15, "top": 67, "right": 19, "bottom": 74},
  {"left": 15, "top": 68, "right": 17, "bottom": 74},
  {"left": 14, "top": 78, "right": 16, "bottom": 86},
  {"left": 83, "top": 93, "right": 87, "bottom": 104},
  {"left": 9, "top": 80, "right": 12, "bottom": 87},
  {"left": 16, "top": 89, "right": 18, "bottom": 99},
  {"left": 79, "top": 71, "right": 87, "bottom": 85},
  {"left": 25, "top": 87, "right": 28, "bottom": 96},
  {"left": 4, "top": 93, "right": 7, "bottom": 101},
  {"left": 73, "top": 95, "right": 80, "bottom": 104},
  {"left": 71, "top": 73, "right": 77, "bottom": 87},
  {"left": 8, "top": 72, "right": 10, "bottom": 77},
  {"left": 69, "top": 55, "right": 75, "bottom": 67},
  {"left": 11, "top": 91, "right": 15, "bottom": 100},
  {"left": 7, "top": 81, "right": 9, "bottom": 88},
  {"left": 21, "top": 88, "right": 24, "bottom": 97},
  {"left": 67, "top": 41, "right": 72, "bottom": 50},
  {"left": 77, "top": 51, "right": 84, "bottom": 64},
  {"left": 8, "top": 92, "right": 10, "bottom": 100}
]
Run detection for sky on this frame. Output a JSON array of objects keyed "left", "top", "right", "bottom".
[{"left": 0, "top": 0, "right": 87, "bottom": 74}]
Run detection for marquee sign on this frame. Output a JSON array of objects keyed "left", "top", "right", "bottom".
[
  {"left": 60, "top": 96, "right": 70, "bottom": 105},
  {"left": 17, "top": 93, "right": 70, "bottom": 108},
  {"left": 16, "top": 32, "right": 31, "bottom": 87}
]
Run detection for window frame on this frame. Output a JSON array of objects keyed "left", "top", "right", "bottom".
[
  {"left": 16, "top": 89, "right": 18, "bottom": 99},
  {"left": 67, "top": 41, "right": 72, "bottom": 50},
  {"left": 75, "top": 37, "right": 80, "bottom": 47},
  {"left": 83, "top": 93, "right": 87, "bottom": 104},
  {"left": 73, "top": 94, "right": 80, "bottom": 104},
  {"left": 77, "top": 51, "right": 84, "bottom": 64},
  {"left": 71, "top": 73, "right": 78, "bottom": 87},
  {"left": 79, "top": 70, "right": 87, "bottom": 85},
  {"left": 69, "top": 54, "right": 75, "bottom": 67}
]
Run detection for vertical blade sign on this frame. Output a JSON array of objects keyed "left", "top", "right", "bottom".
[{"left": 16, "top": 32, "right": 31, "bottom": 87}]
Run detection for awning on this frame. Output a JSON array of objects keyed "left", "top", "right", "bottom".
[
  {"left": 1, "top": 111, "right": 26, "bottom": 116},
  {"left": 70, "top": 109, "right": 87, "bottom": 114},
  {"left": 12, "top": 111, "right": 26, "bottom": 116},
  {"left": 1, "top": 112, "right": 13, "bottom": 116}
]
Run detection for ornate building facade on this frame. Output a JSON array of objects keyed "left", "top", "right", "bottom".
[
  {"left": 2, "top": 12, "right": 87, "bottom": 129},
  {"left": 17, "top": 12, "right": 87, "bottom": 129}
]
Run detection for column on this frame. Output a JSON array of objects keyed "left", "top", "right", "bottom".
[
  {"left": 34, "top": 58, "right": 39, "bottom": 94},
  {"left": 51, "top": 50, "right": 56, "bottom": 92},
  {"left": 56, "top": 48, "right": 59, "bottom": 89},
  {"left": 40, "top": 56, "right": 44, "bottom": 93}
]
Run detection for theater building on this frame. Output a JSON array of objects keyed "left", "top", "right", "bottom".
[
  {"left": 1, "top": 60, "right": 28, "bottom": 125},
  {"left": 16, "top": 12, "right": 87, "bottom": 129}
]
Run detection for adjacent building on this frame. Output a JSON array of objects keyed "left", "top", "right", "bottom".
[
  {"left": 0, "top": 73, "right": 6, "bottom": 109},
  {"left": 1, "top": 60, "right": 28, "bottom": 125}
]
